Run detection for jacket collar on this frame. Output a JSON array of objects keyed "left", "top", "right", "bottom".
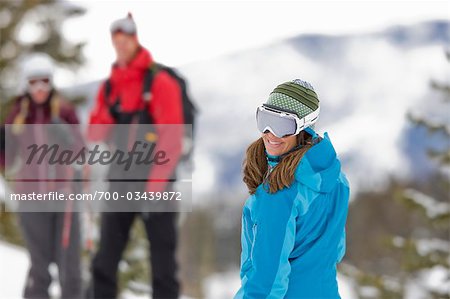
[{"left": 112, "top": 46, "right": 154, "bottom": 71}]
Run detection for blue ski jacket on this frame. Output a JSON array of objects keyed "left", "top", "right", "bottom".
[{"left": 235, "top": 132, "right": 350, "bottom": 299}]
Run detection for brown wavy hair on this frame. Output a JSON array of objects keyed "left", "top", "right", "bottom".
[{"left": 243, "top": 131, "right": 315, "bottom": 194}]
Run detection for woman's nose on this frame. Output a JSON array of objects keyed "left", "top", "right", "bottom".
[{"left": 265, "top": 131, "right": 281, "bottom": 140}]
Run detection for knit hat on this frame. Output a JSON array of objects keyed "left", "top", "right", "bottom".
[
  {"left": 265, "top": 79, "right": 320, "bottom": 120},
  {"left": 110, "top": 13, "right": 137, "bottom": 35}
]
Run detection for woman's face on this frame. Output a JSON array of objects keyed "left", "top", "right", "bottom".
[
  {"left": 28, "top": 78, "right": 51, "bottom": 104},
  {"left": 262, "top": 132, "right": 297, "bottom": 156}
]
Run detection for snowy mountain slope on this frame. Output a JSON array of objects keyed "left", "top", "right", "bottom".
[
  {"left": 180, "top": 20, "right": 449, "bottom": 198},
  {"left": 60, "top": 20, "right": 450, "bottom": 201}
]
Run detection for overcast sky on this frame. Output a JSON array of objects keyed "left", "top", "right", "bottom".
[{"left": 51, "top": 0, "right": 449, "bottom": 86}]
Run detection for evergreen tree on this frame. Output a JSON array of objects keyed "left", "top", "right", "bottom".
[
  {"left": 390, "top": 50, "right": 450, "bottom": 299},
  {"left": 0, "top": 0, "right": 85, "bottom": 243},
  {"left": 343, "top": 51, "right": 450, "bottom": 299},
  {"left": 0, "top": 0, "right": 85, "bottom": 119}
]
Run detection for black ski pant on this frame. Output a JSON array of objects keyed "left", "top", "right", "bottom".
[{"left": 91, "top": 211, "right": 180, "bottom": 299}]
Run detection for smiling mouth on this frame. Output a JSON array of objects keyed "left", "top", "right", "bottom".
[{"left": 267, "top": 139, "right": 282, "bottom": 146}]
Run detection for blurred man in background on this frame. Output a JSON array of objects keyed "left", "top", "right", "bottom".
[
  {"left": 0, "top": 53, "right": 82, "bottom": 299},
  {"left": 88, "top": 14, "right": 184, "bottom": 298}
]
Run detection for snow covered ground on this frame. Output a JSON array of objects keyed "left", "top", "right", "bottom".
[
  {"left": 202, "top": 270, "right": 358, "bottom": 299},
  {"left": 0, "top": 241, "right": 357, "bottom": 299},
  {"left": 0, "top": 241, "right": 28, "bottom": 299},
  {"left": 0, "top": 240, "right": 357, "bottom": 298}
]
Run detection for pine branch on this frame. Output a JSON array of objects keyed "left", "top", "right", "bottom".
[
  {"left": 407, "top": 112, "right": 450, "bottom": 138},
  {"left": 396, "top": 189, "right": 450, "bottom": 231},
  {"left": 430, "top": 80, "right": 450, "bottom": 99}
]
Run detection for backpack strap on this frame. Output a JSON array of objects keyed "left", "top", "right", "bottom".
[
  {"left": 102, "top": 78, "right": 123, "bottom": 121},
  {"left": 142, "top": 63, "right": 160, "bottom": 102},
  {"left": 102, "top": 62, "right": 159, "bottom": 114},
  {"left": 104, "top": 79, "right": 112, "bottom": 103}
]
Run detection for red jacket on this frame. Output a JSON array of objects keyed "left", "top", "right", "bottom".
[{"left": 88, "top": 47, "right": 184, "bottom": 193}]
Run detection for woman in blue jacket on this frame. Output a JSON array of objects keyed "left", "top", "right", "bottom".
[{"left": 235, "top": 79, "right": 350, "bottom": 299}]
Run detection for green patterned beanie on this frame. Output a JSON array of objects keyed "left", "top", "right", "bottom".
[{"left": 265, "top": 79, "right": 320, "bottom": 120}]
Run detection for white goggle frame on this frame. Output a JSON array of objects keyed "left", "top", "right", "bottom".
[{"left": 257, "top": 104, "right": 320, "bottom": 138}]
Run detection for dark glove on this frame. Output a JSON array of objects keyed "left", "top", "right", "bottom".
[{"left": 108, "top": 97, "right": 121, "bottom": 121}]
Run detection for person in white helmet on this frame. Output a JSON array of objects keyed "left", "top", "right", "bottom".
[
  {"left": 22, "top": 53, "right": 55, "bottom": 103},
  {"left": 0, "top": 53, "right": 83, "bottom": 299}
]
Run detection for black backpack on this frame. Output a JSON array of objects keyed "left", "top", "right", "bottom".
[{"left": 104, "top": 63, "right": 198, "bottom": 160}]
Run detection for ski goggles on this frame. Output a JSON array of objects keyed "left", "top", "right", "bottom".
[
  {"left": 256, "top": 104, "right": 320, "bottom": 138},
  {"left": 27, "top": 77, "right": 52, "bottom": 92}
]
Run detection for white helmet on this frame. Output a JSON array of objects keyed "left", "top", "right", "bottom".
[{"left": 22, "top": 53, "right": 54, "bottom": 82}]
